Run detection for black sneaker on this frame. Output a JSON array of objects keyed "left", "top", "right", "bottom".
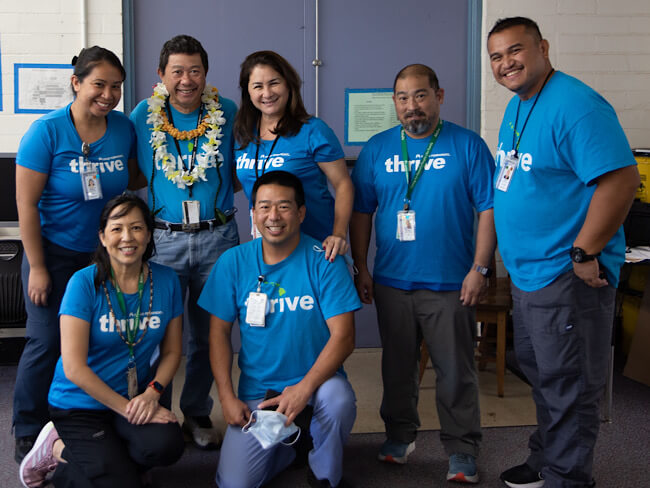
[
  {"left": 500, "top": 463, "right": 544, "bottom": 488},
  {"left": 182, "top": 415, "right": 221, "bottom": 450},
  {"left": 15, "top": 435, "right": 36, "bottom": 464},
  {"left": 307, "top": 468, "right": 353, "bottom": 488}
]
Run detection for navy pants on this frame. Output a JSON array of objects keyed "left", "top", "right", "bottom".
[
  {"left": 50, "top": 408, "right": 185, "bottom": 488},
  {"left": 13, "top": 240, "right": 91, "bottom": 438},
  {"left": 512, "top": 270, "right": 615, "bottom": 488}
]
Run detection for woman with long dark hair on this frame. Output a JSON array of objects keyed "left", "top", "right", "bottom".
[
  {"left": 13, "top": 46, "right": 139, "bottom": 463},
  {"left": 19, "top": 194, "right": 184, "bottom": 488},
  {"left": 234, "top": 50, "right": 353, "bottom": 260}
]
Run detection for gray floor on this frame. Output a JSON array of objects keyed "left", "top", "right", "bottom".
[{"left": 1, "top": 354, "right": 649, "bottom": 487}]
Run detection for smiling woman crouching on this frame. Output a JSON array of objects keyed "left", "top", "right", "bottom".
[{"left": 19, "top": 194, "right": 185, "bottom": 488}]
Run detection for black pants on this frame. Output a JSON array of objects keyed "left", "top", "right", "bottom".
[{"left": 50, "top": 408, "right": 184, "bottom": 488}]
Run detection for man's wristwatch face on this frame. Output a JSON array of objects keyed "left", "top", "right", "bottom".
[
  {"left": 475, "top": 265, "right": 492, "bottom": 277},
  {"left": 570, "top": 246, "right": 597, "bottom": 263}
]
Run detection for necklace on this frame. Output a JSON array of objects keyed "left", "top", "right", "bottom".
[{"left": 147, "top": 82, "right": 226, "bottom": 189}]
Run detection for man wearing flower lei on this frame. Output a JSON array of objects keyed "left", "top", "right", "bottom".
[{"left": 130, "top": 34, "right": 239, "bottom": 450}]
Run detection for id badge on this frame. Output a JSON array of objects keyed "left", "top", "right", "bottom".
[
  {"left": 396, "top": 210, "right": 416, "bottom": 241},
  {"left": 127, "top": 359, "right": 138, "bottom": 400},
  {"left": 80, "top": 161, "right": 102, "bottom": 201},
  {"left": 496, "top": 152, "right": 519, "bottom": 192},
  {"left": 246, "top": 292, "right": 268, "bottom": 327},
  {"left": 182, "top": 201, "right": 200, "bottom": 229},
  {"left": 250, "top": 208, "right": 262, "bottom": 239}
]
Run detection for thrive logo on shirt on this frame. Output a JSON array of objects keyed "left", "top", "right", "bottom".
[
  {"left": 383, "top": 153, "right": 451, "bottom": 173},
  {"left": 68, "top": 155, "right": 126, "bottom": 173},
  {"left": 99, "top": 311, "right": 162, "bottom": 332},
  {"left": 244, "top": 280, "right": 315, "bottom": 315},
  {"left": 236, "top": 152, "right": 291, "bottom": 171}
]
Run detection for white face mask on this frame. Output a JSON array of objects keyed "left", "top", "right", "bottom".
[{"left": 242, "top": 410, "right": 301, "bottom": 450}]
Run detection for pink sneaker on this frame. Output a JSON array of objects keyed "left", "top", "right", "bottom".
[{"left": 19, "top": 421, "right": 59, "bottom": 487}]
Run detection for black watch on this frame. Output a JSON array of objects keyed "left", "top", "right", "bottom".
[
  {"left": 474, "top": 264, "right": 492, "bottom": 278},
  {"left": 569, "top": 246, "right": 600, "bottom": 263}
]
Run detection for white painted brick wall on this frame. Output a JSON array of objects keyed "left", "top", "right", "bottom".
[
  {"left": 0, "top": 0, "right": 123, "bottom": 154},
  {"left": 482, "top": 0, "right": 650, "bottom": 151}
]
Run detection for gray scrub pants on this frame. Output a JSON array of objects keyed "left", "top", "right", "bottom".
[
  {"left": 374, "top": 283, "right": 482, "bottom": 457},
  {"left": 512, "top": 270, "right": 615, "bottom": 488}
]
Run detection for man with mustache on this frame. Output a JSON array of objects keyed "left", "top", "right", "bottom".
[
  {"left": 130, "top": 35, "right": 239, "bottom": 450},
  {"left": 350, "top": 64, "right": 496, "bottom": 484},
  {"left": 487, "top": 17, "right": 639, "bottom": 488}
]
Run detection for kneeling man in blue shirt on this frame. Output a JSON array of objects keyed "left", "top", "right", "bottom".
[{"left": 198, "top": 170, "right": 361, "bottom": 488}]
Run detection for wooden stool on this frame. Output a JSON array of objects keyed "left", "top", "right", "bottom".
[{"left": 419, "top": 277, "right": 512, "bottom": 397}]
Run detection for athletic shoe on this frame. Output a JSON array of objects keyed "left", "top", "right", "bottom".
[
  {"left": 19, "top": 421, "right": 59, "bottom": 488},
  {"left": 377, "top": 439, "right": 415, "bottom": 464},
  {"left": 447, "top": 453, "right": 479, "bottom": 483},
  {"left": 182, "top": 415, "right": 221, "bottom": 450},
  {"left": 500, "top": 463, "right": 544, "bottom": 488},
  {"left": 15, "top": 436, "right": 36, "bottom": 464},
  {"left": 307, "top": 467, "right": 354, "bottom": 487}
]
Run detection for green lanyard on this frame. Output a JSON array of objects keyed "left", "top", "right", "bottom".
[
  {"left": 400, "top": 119, "right": 443, "bottom": 210},
  {"left": 111, "top": 267, "right": 145, "bottom": 358}
]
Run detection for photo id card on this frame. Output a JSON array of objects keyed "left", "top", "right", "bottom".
[
  {"left": 182, "top": 200, "right": 200, "bottom": 228},
  {"left": 396, "top": 210, "right": 416, "bottom": 241},
  {"left": 246, "top": 292, "right": 268, "bottom": 327},
  {"left": 80, "top": 162, "right": 102, "bottom": 201},
  {"left": 496, "top": 152, "right": 519, "bottom": 192}
]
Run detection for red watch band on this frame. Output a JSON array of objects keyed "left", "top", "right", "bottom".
[{"left": 147, "top": 380, "right": 164, "bottom": 394}]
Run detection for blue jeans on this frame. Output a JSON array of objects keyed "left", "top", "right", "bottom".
[
  {"left": 511, "top": 270, "right": 615, "bottom": 488},
  {"left": 216, "top": 375, "right": 356, "bottom": 488},
  {"left": 151, "top": 218, "right": 239, "bottom": 417},
  {"left": 13, "top": 239, "right": 92, "bottom": 438}
]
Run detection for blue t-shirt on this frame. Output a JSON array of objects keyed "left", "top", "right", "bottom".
[
  {"left": 197, "top": 234, "right": 361, "bottom": 400},
  {"left": 494, "top": 71, "right": 636, "bottom": 291},
  {"left": 130, "top": 95, "right": 237, "bottom": 222},
  {"left": 16, "top": 104, "right": 135, "bottom": 252},
  {"left": 235, "top": 117, "right": 345, "bottom": 241},
  {"left": 352, "top": 121, "right": 495, "bottom": 290},
  {"left": 48, "top": 262, "right": 183, "bottom": 410}
]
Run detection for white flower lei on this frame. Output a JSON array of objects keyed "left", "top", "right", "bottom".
[{"left": 146, "top": 82, "right": 226, "bottom": 189}]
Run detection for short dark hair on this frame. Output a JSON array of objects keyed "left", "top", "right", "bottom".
[
  {"left": 159, "top": 35, "right": 209, "bottom": 74},
  {"left": 488, "top": 17, "right": 543, "bottom": 42},
  {"left": 251, "top": 170, "right": 305, "bottom": 209},
  {"left": 70, "top": 46, "right": 126, "bottom": 96},
  {"left": 393, "top": 64, "right": 440, "bottom": 92},
  {"left": 93, "top": 194, "right": 155, "bottom": 289},
  {"left": 234, "top": 50, "right": 310, "bottom": 149}
]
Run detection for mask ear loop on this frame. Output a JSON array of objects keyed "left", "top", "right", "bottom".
[
  {"left": 280, "top": 426, "right": 301, "bottom": 446},
  {"left": 242, "top": 411, "right": 258, "bottom": 434},
  {"left": 312, "top": 245, "right": 358, "bottom": 275}
]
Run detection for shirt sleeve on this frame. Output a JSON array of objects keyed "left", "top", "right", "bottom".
[
  {"left": 308, "top": 118, "right": 345, "bottom": 163},
  {"left": 351, "top": 140, "right": 378, "bottom": 213},
  {"left": 467, "top": 135, "right": 495, "bottom": 212},
  {"left": 197, "top": 249, "right": 239, "bottom": 323},
  {"left": 317, "top": 256, "right": 362, "bottom": 320},
  {"left": 15, "top": 118, "right": 54, "bottom": 174},
  {"left": 59, "top": 269, "right": 96, "bottom": 322},
  {"left": 559, "top": 107, "right": 636, "bottom": 186}
]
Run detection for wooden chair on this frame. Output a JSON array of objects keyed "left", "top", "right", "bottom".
[{"left": 419, "top": 275, "right": 512, "bottom": 397}]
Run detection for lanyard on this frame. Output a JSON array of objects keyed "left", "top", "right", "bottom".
[
  {"left": 254, "top": 135, "right": 280, "bottom": 180},
  {"left": 166, "top": 104, "right": 203, "bottom": 198},
  {"left": 400, "top": 119, "right": 443, "bottom": 210},
  {"left": 111, "top": 267, "right": 145, "bottom": 358},
  {"left": 512, "top": 69, "right": 554, "bottom": 156}
]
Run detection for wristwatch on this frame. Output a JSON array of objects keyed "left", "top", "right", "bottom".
[
  {"left": 147, "top": 380, "right": 164, "bottom": 394},
  {"left": 569, "top": 246, "right": 600, "bottom": 263},
  {"left": 474, "top": 264, "right": 492, "bottom": 278}
]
